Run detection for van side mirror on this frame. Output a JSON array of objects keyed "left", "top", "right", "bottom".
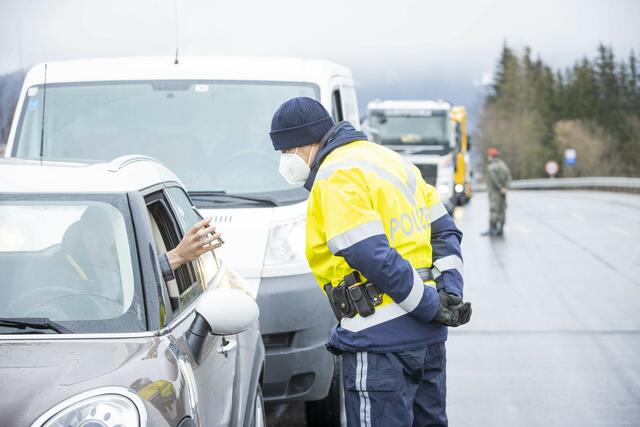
[
  {"left": 186, "top": 288, "right": 259, "bottom": 363},
  {"left": 467, "top": 136, "right": 472, "bottom": 151}
]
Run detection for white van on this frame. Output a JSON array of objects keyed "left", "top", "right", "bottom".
[{"left": 6, "top": 56, "right": 360, "bottom": 425}]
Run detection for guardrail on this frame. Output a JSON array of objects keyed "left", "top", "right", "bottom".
[{"left": 475, "top": 177, "right": 640, "bottom": 193}]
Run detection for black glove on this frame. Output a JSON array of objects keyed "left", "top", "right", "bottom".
[{"left": 433, "top": 291, "right": 472, "bottom": 327}]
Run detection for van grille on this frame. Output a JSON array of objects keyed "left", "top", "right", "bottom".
[
  {"left": 212, "top": 215, "right": 232, "bottom": 224},
  {"left": 417, "top": 164, "right": 438, "bottom": 186}
]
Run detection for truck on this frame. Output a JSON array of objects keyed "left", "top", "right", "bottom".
[
  {"left": 450, "top": 105, "right": 473, "bottom": 205},
  {"left": 365, "top": 99, "right": 458, "bottom": 211}
]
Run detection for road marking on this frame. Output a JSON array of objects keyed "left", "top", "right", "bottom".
[
  {"left": 608, "top": 225, "right": 633, "bottom": 238},
  {"left": 510, "top": 224, "right": 529, "bottom": 234},
  {"left": 571, "top": 213, "right": 585, "bottom": 221}
]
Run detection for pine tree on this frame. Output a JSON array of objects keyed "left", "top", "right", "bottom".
[
  {"left": 490, "top": 42, "right": 517, "bottom": 103},
  {"left": 480, "top": 43, "right": 640, "bottom": 177},
  {"left": 628, "top": 52, "right": 639, "bottom": 111},
  {"left": 568, "top": 58, "right": 599, "bottom": 120}
]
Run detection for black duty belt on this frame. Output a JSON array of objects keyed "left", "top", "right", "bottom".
[{"left": 324, "top": 268, "right": 434, "bottom": 321}]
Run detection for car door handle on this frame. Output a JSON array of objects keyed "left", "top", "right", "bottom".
[{"left": 217, "top": 338, "right": 237, "bottom": 357}]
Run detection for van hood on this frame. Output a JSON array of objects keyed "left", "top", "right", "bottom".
[
  {"left": 198, "top": 206, "right": 273, "bottom": 281},
  {"left": 0, "top": 337, "right": 182, "bottom": 426}
]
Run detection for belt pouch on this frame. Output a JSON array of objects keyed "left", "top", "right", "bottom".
[
  {"left": 324, "top": 283, "right": 343, "bottom": 321},
  {"left": 364, "top": 282, "right": 383, "bottom": 306},
  {"left": 348, "top": 284, "right": 375, "bottom": 317},
  {"left": 333, "top": 283, "right": 356, "bottom": 318}
]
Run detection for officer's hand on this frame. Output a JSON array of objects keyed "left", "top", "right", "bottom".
[
  {"left": 167, "top": 217, "right": 222, "bottom": 270},
  {"left": 433, "top": 291, "right": 472, "bottom": 327},
  {"left": 433, "top": 304, "right": 458, "bottom": 326},
  {"left": 439, "top": 291, "right": 463, "bottom": 309},
  {"left": 453, "top": 302, "right": 472, "bottom": 327}
]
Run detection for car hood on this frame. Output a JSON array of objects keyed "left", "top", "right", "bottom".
[{"left": 0, "top": 336, "right": 185, "bottom": 426}]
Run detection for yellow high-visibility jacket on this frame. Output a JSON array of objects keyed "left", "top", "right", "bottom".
[{"left": 306, "top": 131, "right": 463, "bottom": 352}]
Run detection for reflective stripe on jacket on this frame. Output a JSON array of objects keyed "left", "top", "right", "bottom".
[{"left": 306, "top": 139, "right": 464, "bottom": 352}]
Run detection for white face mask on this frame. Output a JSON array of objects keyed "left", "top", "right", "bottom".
[{"left": 278, "top": 146, "right": 316, "bottom": 185}]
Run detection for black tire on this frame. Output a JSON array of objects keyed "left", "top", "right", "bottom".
[{"left": 305, "top": 357, "right": 345, "bottom": 427}]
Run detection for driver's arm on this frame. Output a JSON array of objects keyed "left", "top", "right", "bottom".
[{"left": 158, "top": 218, "right": 223, "bottom": 281}]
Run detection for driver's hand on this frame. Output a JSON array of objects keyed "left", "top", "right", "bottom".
[{"left": 167, "top": 217, "right": 223, "bottom": 270}]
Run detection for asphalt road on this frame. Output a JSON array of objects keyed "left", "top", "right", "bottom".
[{"left": 267, "top": 190, "right": 640, "bottom": 426}]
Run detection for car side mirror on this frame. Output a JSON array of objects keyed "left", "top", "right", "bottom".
[{"left": 186, "top": 288, "right": 259, "bottom": 363}]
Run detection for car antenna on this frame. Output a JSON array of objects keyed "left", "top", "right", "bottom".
[
  {"left": 173, "top": 0, "right": 180, "bottom": 65},
  {"left": 39, "top": 63, "right": 48, "bottom": 166}
]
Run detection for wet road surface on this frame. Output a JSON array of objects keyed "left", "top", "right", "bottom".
[{"left": 267, "top": 190, "right": 640, "bottom": 426}]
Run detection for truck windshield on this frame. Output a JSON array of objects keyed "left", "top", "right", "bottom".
[
  {"left": 14, "top": 80, "right": 318, "bottom": 196},
  {"left": 368, "top": 111, "right": 449, "bottom": 147},
  {"left": 0, "top": 194, "right": 145, "bottom": 333}
]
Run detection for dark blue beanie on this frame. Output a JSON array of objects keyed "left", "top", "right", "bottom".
[{"left": 270, "top": 97, "right": 335, "bottom": 151}]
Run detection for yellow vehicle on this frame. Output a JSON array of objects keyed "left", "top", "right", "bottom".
[{"left": 451, "top": 106, "right": 473, "bottom": 205}]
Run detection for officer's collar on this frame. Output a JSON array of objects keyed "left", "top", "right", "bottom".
[{"left": 303, "top": 122, "right": 368, "bottom": 191}]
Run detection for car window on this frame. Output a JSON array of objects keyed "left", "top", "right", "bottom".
[
  {"left": 165, "top": 186, "right": 220, "bottom": 285},
  {"left": 0, "top": 194, "right": 145, "bottom": 333},
  {"left": 145, "top": 192, "right": 202, "bottom": 314}
]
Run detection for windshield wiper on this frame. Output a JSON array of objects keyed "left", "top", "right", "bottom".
[
  {"left": 0, "top": 317, "right": 73, "bottom": 334},
  {"left": 189, "top": 191, "right": 278, "bottom": 206}
]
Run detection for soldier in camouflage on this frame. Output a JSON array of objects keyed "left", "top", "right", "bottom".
[{"left": 482, "top": 147, "right": 512, "bottom": 236}]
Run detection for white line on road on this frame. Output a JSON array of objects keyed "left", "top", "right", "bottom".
[
  {"left": 510, "top": 224, "right": 530, "bottom": 234},
  {"left": 608, "top": 225, "right": 633, "bottom": 238}
]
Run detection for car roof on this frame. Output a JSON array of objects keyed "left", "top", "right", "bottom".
[
  {"left": 366, "top": 99, "right": 452, "bottom": 112},
  {"left": 22, "top": 56, "right": 352, "bottom": 86},
  {"left": 0, "top": 156, "right": 182, "bottom": 193}
]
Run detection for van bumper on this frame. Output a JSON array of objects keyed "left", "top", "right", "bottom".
[{"left": 256, "top": 272, "right": 336, "bottom": 403}]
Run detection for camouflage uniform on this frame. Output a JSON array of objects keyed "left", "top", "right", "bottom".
[{"left": 486, "top": 157, "right": 511, "bottom": 230}]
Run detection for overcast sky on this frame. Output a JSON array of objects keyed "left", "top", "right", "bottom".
[{"left": 0, "top": 0, "right": 638, "bottom": 127}]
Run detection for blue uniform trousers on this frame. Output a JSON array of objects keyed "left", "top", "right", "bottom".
[{"left": 342, "top": 342, "right": 447, "bottom": 427}]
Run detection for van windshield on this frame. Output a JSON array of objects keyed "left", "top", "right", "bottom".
[
  {"left": 15, "top": 81, "right": 319, "bottom": 197},
  {"left": 368, "top": 110, "right": 450, "bottom": 150},
  {"left": 0, "top": 194, "right": 145, "bottom": 334}
]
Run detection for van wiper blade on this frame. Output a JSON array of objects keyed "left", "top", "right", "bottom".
[
  {"left": 0, "top": 317, "right": 73, "bottom": 334},
  {"left": 189, "top": 191, "right": 278, "bottom": 206}
]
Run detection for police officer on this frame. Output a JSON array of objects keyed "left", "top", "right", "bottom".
[
  {"left": 482, "top": 147, "right": 512, "bottom": 237},
  {"left": 269, "top": 97, "right": 471, "bottom": 427}
]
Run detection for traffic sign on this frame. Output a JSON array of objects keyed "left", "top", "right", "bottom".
[
  {"left": 545, "top": 160, "right": 559, "bottom": 177},
  {"left": 565, "top": 149, "right": 577, "bottom": 167}
]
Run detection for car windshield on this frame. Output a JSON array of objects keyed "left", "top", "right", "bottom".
[
  {"left": 0, "top": 194, "right": 145, "bottom": 333},
  {"left": 14, "top": 80, "right": 319, "bottom": 197},
  {"left": 368, "top": 110, "right": 449, "bottom": 146}
]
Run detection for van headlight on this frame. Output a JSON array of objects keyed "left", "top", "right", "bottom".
[
  {"left": 32, "top": 388, "right": 146, "bottom": 427},
  {"left": 265, "top": 216, "right": 306, "bottom": 265}
]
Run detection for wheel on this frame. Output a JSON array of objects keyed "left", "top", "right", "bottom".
[
  {"left": 305, "top": 357, "right": 346, "bottom": 427},
  {"left": 250, "top": 384, "right": 266, "bottom": 427}
]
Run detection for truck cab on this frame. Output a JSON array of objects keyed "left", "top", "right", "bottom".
[
  {"left": 5, "top": 56, "right": 359, "bottom": 425},
  {"left": 366, "top": 99, "right": 456, "bottom": 211}
]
